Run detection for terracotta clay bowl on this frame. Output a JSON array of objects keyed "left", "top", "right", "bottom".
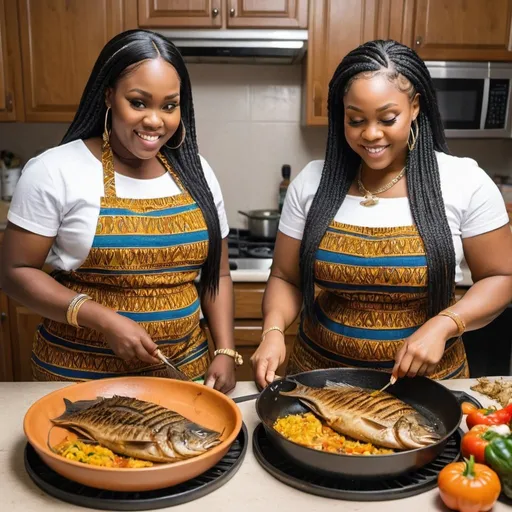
[{"left": 23, "top": 377, "right": 242, "bottom": 492}]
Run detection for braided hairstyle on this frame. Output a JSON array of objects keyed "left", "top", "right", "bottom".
[
  {"left": 301, "top": 39, "right": 454, "bottom": 320},
  {"left": 62, "top": 29, "right": 222, "bottom": 298}
]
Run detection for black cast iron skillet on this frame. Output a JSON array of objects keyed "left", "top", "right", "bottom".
[{"left": 255, "top": 368, "right": 462, "bottom": 479}]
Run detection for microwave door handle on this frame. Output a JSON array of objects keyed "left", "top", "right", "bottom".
[{"left": 480, "top": 78, "right": 490, "bottom": 130}]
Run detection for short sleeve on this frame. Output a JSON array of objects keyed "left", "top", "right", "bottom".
[
  {"left": 278, "top": 160, "right": 322, "bottom": 240},
  {"left": 461, "top": 169, "right": 509, "bottom": 238},
  {"left": 199, "top": 155, "right": 230, "bottom": 238},
  {"left": 7, "top": 157, "right": 64, "bottom": 237}
]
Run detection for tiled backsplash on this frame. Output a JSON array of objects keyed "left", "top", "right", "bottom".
[{"left": 1, "top": 64, "right": 511, "bottom": 228}]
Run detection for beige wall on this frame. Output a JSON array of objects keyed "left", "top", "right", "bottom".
[{"left": 1, "top": 63, "right": 511, "bottom": 228}]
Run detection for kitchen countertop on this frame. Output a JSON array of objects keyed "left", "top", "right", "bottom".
[{"left": 1, "top": 379, "right": 511, "bottom": 511}]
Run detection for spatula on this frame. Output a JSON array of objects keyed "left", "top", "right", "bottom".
[
  {"left": 370, "top": 375, "right": 397, "bottom": 397},
  {"left": 155, "top": 349, "right": 192, "bottom": 381}
]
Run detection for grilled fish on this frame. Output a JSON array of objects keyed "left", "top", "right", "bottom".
[
  {"left": 51, "top": 395, "right": 221, "bottom": 463},
  {"left": 279, "top": 381, "right": 440, "bottom": 450}
]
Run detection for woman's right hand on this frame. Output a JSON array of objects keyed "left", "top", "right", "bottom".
[
  {"left": 102, "top": 312, "right": 160, "bottom": 364},
  {"left": 251, "top": 331, "right": 287, "bottom": 389}
]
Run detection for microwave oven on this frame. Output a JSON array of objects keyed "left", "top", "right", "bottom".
[{"left": 426, "top": 61, "right": 512, "bottom": 138}]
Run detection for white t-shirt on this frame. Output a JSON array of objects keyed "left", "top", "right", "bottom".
[
  {"left": 8, "top": 140, "right": 230, "bottom": 270},
  {"left": 279, "top": 152, "right": 510, "bottom": 284}
]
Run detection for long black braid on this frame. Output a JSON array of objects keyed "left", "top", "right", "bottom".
[
  {"left": 301, "top": 39, "right": 454, "bottom": 320},
  {"left": 62, "top": 29, "right": 221, "bottom": 298}
]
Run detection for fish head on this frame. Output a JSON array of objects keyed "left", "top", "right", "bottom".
[
  {"left": 395, "top": 414, "right": 441, "bottom": 449},
  {"left": 168, "top": 421, "right": 222, "bottom": 457}
]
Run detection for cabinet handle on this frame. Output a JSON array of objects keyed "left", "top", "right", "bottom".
[
  {"left": 230, "top": 8, "right": 236, "bottom": 17},
  {"left": 212, "top": 8, "right": 219, "bottom": 17},
  {"left": 415, "top": 36, "right": 423, "bottom": 47},
  {"left": 5, "top": 92, "right": 13, "bottom": 112}
]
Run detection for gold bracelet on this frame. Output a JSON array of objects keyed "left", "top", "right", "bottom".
[
  {"left": 66, "top": 294, "right": 92, "bottom": 328},
  {"left": 261, "top": 326, "right": 285, "bottom": 342},
  {"left": 438, "top": 309, "right": 466, "bottom": 337},
  {"left": 214, "top": 348, "right": 244, "bottom": 366}
]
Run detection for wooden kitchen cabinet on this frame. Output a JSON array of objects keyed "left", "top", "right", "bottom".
[
  {"left": 8, "top": 298, "right": 40, "bottom": 381},
  {"left": 411, "top": 0, "right": 512, "bottom": 62},
  {"left": 0, "top": 0, "right": 24, "bottom": 121},
  {"left": 231, "top": 282, "right": 297, "bottom": 382},
  {"left": 138, "top": 0, "right": 307, "bottom": 29},
  {"left": 304, "top": 0, "right": 412, "bottom": 125},
  {"left": 226, "top": 0, "right": 308, "bottom": 29},
  {"left": 17, "top": 0, "right": 138, "bottom": 122},
  {"left": 138, "top": 0, "right": 223, "bottom": 28}
]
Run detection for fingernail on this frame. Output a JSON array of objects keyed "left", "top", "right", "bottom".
[{"left": 390, "top": 375, "right": 397, "bottom": 385}]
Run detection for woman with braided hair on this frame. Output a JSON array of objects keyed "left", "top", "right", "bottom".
[
  {"left": 252, "top": 39, "right": 512, "bottom": 388},
  {"left": 1, "top": 30, "right": 238, "bottom": 392}
]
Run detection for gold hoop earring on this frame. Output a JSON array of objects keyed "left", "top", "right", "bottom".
[
  {"left": 166, "top": 121, "right": 186, "bottom": 150},
  {"left": 103, "top": 106, "right": 111, "bottom": 145},
  {"left": 408, "top": 119, "right": 419, "bottom": 152}
]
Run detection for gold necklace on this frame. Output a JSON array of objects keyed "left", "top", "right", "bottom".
[{"left": 357, "top": 165, "right": 406, "bottom": 207}]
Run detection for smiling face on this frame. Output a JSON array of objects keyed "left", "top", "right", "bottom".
[
  {"left": 343, "top": 72, "right": 419, "bottom": 172},
  {"left": 106, "top": 57, "right": 182, "bottom": 159}
]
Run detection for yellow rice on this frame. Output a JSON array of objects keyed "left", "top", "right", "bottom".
[
  {"left": 54, "top": 439, "right": 153, "bottom": 468},
  {"left": 273, "top": 413, "right": 394, "bottom": 455}
]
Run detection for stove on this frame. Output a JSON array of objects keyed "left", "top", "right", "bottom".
[{"left": 228, "top": 228, "right": 274, "bottom": 271}]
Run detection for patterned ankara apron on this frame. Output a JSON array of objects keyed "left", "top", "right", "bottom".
[
  {"left": 287, "top": 222, "right": 469, "bottom": 380},
  {"left": 32, "top": 144, "right": 211, "bottom": 381}
]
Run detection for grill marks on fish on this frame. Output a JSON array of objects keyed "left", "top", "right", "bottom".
[
  {"left": 51, "top": 396, "right": 222, "bottom": 463},
  {"left": 279, "top": 381, "right": 441, "bottom": 451}
]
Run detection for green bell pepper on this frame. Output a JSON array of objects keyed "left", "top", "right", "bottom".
[{"left": 485, "top": 435, "right": 512, "bottom": 499}]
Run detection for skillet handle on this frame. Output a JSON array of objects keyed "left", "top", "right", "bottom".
[
  {"left": 233, "top": 393, "right": 260, "bottom": 404},
  {"left": 237, "top": 210, "right": 251, "bottom": 218},
  {"left": 450, "top": 390, "right": 483, "bottom": 409}
]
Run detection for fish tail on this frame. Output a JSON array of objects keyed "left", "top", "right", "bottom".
[{"left": 51, "top": 398, "right": 102, "bottom": 422}]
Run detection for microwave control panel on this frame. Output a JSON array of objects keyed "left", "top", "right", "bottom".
[{"left": 485, "top": 79, "right": 509, "bottom": 129}]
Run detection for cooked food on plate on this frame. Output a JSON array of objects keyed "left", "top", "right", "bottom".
[
  {"left": 51, "top": 395, "right": 221, "bottom": 465},
  {"left": 278, "top": 380, "right": 440, "bottom": 451},
  {"left": 53, "top": 438, "right": 153, "bottom": 468},
  {"left": 470, "top": 377, "right": 512, "bottom": 408}
]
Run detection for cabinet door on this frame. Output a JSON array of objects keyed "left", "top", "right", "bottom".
[
  {"left": 305, "top": 0, "right": 410, "bottom": 125},
  {"left": 0, "top": 292, "right": 13, "bottom": 381},
  {"left": 226, "top": 0, "right": 307, "bottom": 28},
  {"left": 8, "top": 300, "right": 42, "bottom": 381},
  {"left": 0, "top": 0, "right": 24, "bottom": 121},
  {"left": 138, "top": 0, "right": 223, "bottom": 28},
  {"left": 413, "top": 0, "right": 512, "bottom": 61},
  {"left": 18, "top": 0, "right": 136, "bottom": 122}
]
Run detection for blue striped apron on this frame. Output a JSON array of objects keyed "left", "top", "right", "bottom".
[
  {"left": 32, "top": 143, "right": 211, "bottom": 381},
  {"left": 287, "top": 222, "right": 468, "bottom": 380}
]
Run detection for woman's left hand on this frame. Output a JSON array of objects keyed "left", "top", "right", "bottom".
[
  {"left": 204, "top": 354, "right": 236, "bottom": 394},
  {"left": 392, "top": 315, "right": 457, "bottom": 378}
]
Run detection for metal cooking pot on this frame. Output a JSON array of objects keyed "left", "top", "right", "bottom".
[{"left": 238, "top": 209, "right": 280, "bottom": 239}]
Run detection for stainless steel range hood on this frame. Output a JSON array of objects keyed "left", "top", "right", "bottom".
[{"left": 156, "top": 29, "right": 308, "bottom": 64}]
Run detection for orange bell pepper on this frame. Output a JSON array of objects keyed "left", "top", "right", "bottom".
[
  {"left": 438, "top": 455, "right": 501, "bottom": 512},
  {"left": 461, "top": 425, "right": 492, "bottom": 464}
]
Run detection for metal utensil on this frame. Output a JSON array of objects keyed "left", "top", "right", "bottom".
[
  {"left": 370, "top": 375, "right": 397, "bottom": 397},
  {"left": 156, "top": 349, "right": 191, "bottom": 381}
]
